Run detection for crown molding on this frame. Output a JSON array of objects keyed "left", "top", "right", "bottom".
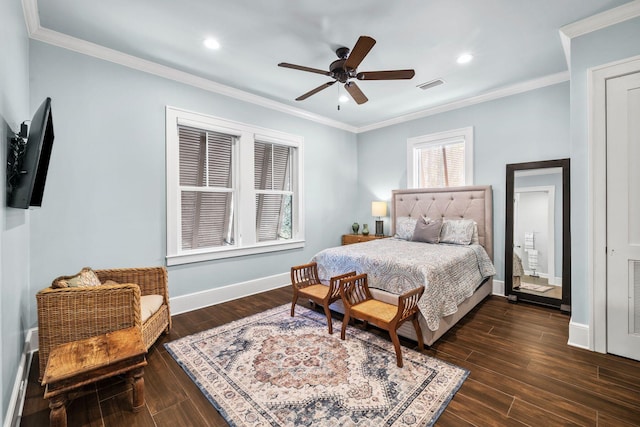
[
  {"left": 23, "top": 0, "right": 626, "bottom": 135},
  {"left": 559, "top": 0, "right": 640, "bottom": 69},
  {"left": 21, "top": 1, "right": 357, "bottom": 133},
  {"left": 356, "top": 72, "right": 569, "bottom": 134},
  {"left": 21, "top": 0, "right": 40, "bottom": 36},
  {"left": 560, "top": 0, "right": 640, "bottom": 39}
]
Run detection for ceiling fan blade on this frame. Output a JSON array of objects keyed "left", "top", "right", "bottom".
[
  {"left": 295, "top": 81, "right": 336, "bottom": 101},
  {"left": 356, "top": 69, "right": 416, "bottom": 80},
  {"left": 344, "top": 81, "right": 368, "bottom": 105},
  {"left": 278, "top": 62, "right": 331, "bottom": 76},
  {"left": 344, "top": 36, "right": 376, "bottom": 70}
]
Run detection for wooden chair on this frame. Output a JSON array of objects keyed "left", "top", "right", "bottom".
[
  {"left": 339, "top": 273, "right": 425, "bottom": 367},
  {"left": 291, "top": 262, "right": 356, "bottom": 334}
]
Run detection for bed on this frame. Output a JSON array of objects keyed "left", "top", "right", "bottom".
[{"left": 311, "top": 185, "right": 495, "bottom": 346}]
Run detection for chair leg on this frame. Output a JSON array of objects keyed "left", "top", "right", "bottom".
[
  {"left": 389, "top": 329, "right": 403, "bottom": 368},
  {"left": 322, "top": 304, "right": 333, "bottom": 334},
  {"left": 291, "top": 296, "right": 298, "bottom": 317},
  {"left": 412, "top": 317, "right": 424, "bottom": 351},
  {"left": 341, "top": 312, "right": 350, "bottom": 340}
]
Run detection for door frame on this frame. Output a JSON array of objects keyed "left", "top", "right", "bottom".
[{"left": 589, "top": 55, "right": 640, "bottom": 353}]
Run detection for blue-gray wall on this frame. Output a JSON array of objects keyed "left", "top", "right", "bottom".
[
  {"left": 0, "top": 0, "right": 31, "bottom": 422},
  {"left": 355, "top": 82, "right": 571, "bottom": 282},
  {"left": 570, "top": 16, "right": 640, "bottom": 325},
  {"left": 27, "top": 41, "right": 358, "bottom": 325}
]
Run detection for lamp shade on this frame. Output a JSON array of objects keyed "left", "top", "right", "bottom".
[{"left": 371, "top": 201, "right": 387, "bottom": 217}]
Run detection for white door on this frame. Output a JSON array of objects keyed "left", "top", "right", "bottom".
[{"left": 607, "top": 71, "right": 640, "bottom": 360}]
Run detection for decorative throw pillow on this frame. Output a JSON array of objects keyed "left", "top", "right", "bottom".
[
  {"left": 411, "top": 217, "right": 443, "bottom": 243},
  {"left": 52, "top": 267, "right": 102, "bottom": 288},
  {"left": 440, "top": 219, "right": 475, "bottom": 245},
  {"left": 394, "top": 216, "right": 418, "bottom": 240}
]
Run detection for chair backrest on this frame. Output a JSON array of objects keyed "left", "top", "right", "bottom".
[
  {"left": 339, "top": 273, "right": 371, "bottom": 307},
  {"left": 397, "top": 286, "right": 425, "bottom": 322},
  {"left": 291, "top": 262, "right": 321, "bottom": 289},
  {"left": 328, "top": 271, "right": 357, "bottom": 299}
]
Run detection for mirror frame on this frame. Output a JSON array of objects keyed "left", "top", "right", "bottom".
[{"left": 505, "top": 158, "right": 571, "bottom": 312}]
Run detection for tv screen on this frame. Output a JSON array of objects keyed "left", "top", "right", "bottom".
[{"left": 7, "top": 97, "right": 55, "bottom": 209}]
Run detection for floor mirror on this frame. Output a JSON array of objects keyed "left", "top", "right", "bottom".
[{"left": 505, "top": 158, "right": 571, "bottom": 312}]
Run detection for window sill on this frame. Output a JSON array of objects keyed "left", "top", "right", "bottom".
[{"left": 166, "top": 239, "right": 305, "bottom": 266}]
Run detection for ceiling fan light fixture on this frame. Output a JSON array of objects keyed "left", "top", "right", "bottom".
[
  {"left": 339, "top": 95, "right": 349, "bottom": 103},
  {"left": 457, "top": 53, "right": 473, "bottom": 64},
  {"left": 203, "top": 38, "right": 220, "bottom": 50}
]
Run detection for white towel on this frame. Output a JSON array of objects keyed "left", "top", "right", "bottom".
[
  {"left": 527, "top": 249, "right": 538, "bottom": 270},
  {"left": 524, "top": 232, "right": 535, "bottom": 250}
]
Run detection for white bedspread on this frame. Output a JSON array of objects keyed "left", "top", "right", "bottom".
[{"left": 311, "top": 238, "right": 496, "bottom": 331}]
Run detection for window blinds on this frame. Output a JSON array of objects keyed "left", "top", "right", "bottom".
[
  {"left": 178, "top": 126, "right": 234, "bottom": 250},
  {"left": 255, "top": 141, "right": 292, "bottom": 241},
  {"left": 418, "top": 141, "right": 465, "bottom": 188}
]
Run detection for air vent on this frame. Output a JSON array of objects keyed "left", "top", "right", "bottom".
[{"left": 417, "top": 79, "right": 445, "bottom": 90}]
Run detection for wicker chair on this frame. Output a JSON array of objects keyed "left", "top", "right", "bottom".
[
  {"left": 339, "top": 273, "right": 425, "bottom": 367},
  {"left": 290, "top": 262, "right": 356, "bottom": 334},
  {"left": 36, "top": 266, "right": 171, "bottom": 381}
]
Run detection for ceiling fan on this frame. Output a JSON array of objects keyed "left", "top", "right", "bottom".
[{"left": 278, "top": 36, "right": 415, "bottom": 105}]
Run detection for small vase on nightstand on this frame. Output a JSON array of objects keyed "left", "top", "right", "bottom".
[
  {"left": 362, "top": 224, "right": 370, "bottom": 236},
  {"left": 352, "top": 222, "right": 360, "bottom": 234}
]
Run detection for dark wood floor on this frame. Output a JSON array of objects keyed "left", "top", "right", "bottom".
[{"left": 21, "top": 287, "right": 640, "bottom": 426}]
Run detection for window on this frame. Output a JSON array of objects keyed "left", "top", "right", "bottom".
[
  {"left": 407, "top": 127, "right": 473, "bottom": 188},
  {"left": 166, "top": 107, "right": 304, "bottom": 265}
]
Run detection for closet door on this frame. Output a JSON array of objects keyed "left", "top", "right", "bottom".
[{"left": 606, "top": 71, "right": 640, "bottom": 361}]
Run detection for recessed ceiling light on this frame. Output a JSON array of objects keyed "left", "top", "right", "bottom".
[
  {"left": 457, "top": 53, "right": 473, "bottom": 64},
  {"left": 203, "top": 38, "right": 220, "bottom": 50},
  {"left": 339, "top": 95, "right": 349, "bottom": 103}
]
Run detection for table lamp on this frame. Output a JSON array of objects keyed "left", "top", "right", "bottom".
[{"left": 372, "top": 201, "right": 387, "bottom": 236}]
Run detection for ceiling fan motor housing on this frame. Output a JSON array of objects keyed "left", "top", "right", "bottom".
[{"left": 330, "top": 59, "right": 353, "bottom": 83}]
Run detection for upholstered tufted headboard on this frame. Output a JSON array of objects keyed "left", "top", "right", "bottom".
[{"left": 391, "top": 185, "right": 493, "bottom": 261}]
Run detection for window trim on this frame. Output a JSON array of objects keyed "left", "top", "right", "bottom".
[
  {"left": 166, "top": 106, "right": 305, "bottom": 265},
  {"left": 406, "top": 126, "right": 474, "bottom": 188}
]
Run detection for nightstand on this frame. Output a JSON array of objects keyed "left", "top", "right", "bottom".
[{"left": 342, "top": 234, "right": 389, "bottom": 245}]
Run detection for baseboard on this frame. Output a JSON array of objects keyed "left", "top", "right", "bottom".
[
  {"left": 492, "top": 279, "right": 505, "bottom": 296},
  {"left": 169, "top": 272, "right": 290, "bottom": 315},
  {"left": 3, "top": 328, "right": 37, "bottom": 427},
  {"left": 568, "top": 319, "right": 590, "bottom": 349}
]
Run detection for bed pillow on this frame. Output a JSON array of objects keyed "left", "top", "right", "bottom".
[
  {"left": 440, "top": 219, "right": 475, "bottom": 245},
  {"left": 394, "top": 216, "right": 418, "bottom": 240},
  {"left": 471, "top": 221, "right": 479, "bottom": 245},
  {"left": 412, "top": 217, "right": 443, "bottom": 243}
]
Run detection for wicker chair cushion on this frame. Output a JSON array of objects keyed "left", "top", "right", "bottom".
[
  {"left": 52, "top": 267, "right": 101, "bottom": 288},
  {"left": 298, "top": 284, "right": 330, "bottom": 299},
  {"left": 351, "top": 299, "right": 398, "bottom": 323},
  {"left": 140, "top": 294, "right": 164, "bottom": 323},
  {"left": 104, "top": 280, "right": 164, "bottom": 323}
]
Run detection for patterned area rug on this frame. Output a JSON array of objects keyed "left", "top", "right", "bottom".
[{"left": 165, "top": 304, "right": 468, "bottom": 426}]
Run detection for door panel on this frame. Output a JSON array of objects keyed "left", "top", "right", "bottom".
[{"left": 607, "top": 71, "right": 640, "bottom": 360}]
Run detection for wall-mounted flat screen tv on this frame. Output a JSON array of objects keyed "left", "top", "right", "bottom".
[{"left": 7, "top": 97, "right": 54, "bottom": 209}]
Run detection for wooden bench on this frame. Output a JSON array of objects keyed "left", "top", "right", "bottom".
[{"left": 41, "top": 327, "right": 147, "bottom": 427}]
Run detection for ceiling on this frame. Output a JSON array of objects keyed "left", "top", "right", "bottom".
[{"left": 32, "top": 0, "right": 632, "bottom": 130}]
